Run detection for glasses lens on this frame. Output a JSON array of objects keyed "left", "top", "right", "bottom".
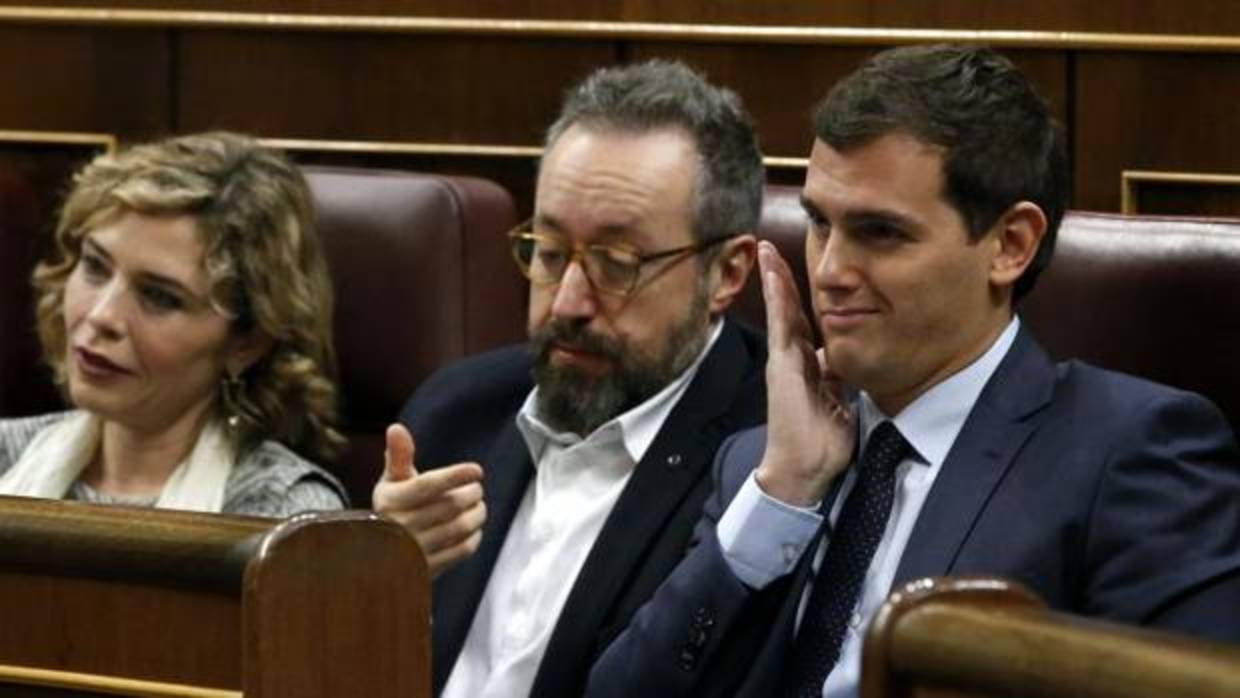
[
  {"left": 519, "top": 234, "right": 569, "bottom": 284},
  {"left": 583, "top": 245, "right": 641, "bottom": 294},
  {"left": 510, "top": 234, "right": 535, "bottom": 273}
]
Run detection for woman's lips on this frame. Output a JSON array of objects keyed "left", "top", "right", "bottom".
[{"left": 75, "top": 347, "right": 131, "bottom": 377}]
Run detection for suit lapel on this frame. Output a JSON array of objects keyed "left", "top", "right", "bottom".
[
  {"left": 893, "top": 327, "right": 1056, "bottom": 585},
  {"left": 533, "top": 322, "right": 760, "bottom": 695},
  {"left": 431, "top": 423, "right": 534, "bottom": 691}
]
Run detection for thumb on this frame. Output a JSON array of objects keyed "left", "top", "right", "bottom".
[{"left": 383, "top": 423, "right": 417, "bottom": 482}]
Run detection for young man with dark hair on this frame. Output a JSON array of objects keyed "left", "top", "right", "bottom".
[{"left": 587, "top": 44, "right": 1240, "bottom": 698}]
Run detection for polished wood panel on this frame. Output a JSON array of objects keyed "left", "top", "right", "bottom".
[
  {"left": 1131, "top": 183, "right": 1240, "bottom": 217},
  {"left": 177, "top": 31, "right": 614, "bottom": 143},
  {"left": 862, "top": 577, "right": 1240, "bottom": 698},
  {"left": 0, "top": 8, "right": 1236, "bottom": 218},
  {"left": 0, "top": 498, "right": 429, "bottom": 697},
  {"left": 629, "top": 44, "right": 1069, "bottom": 159},
  {"left": 628, "top": 43, "right": 873, "bottom": 158},
  {"left": 0, "top": 25, "right": 169, "bottom": 137},
  {"left": 1122, "top": 170, "right": 1240, "bottom": 216},
  {"left": 1074, "top": 52, "right": 1240, "bottom": 212}
]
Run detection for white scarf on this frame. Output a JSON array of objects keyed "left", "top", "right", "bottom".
[{"left": 0, "top": 411, "right": 235, "bottom": 512}]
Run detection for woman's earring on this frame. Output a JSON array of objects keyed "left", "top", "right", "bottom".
[{"left": 221, "top": 370, "right": 259, "bottom": 430}]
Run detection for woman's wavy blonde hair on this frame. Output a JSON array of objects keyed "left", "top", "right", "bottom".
[{"left": 33, "top": 131, "right": 345, "bottom": 463}]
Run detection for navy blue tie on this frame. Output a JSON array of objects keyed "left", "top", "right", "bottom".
[{"left": 784, "top": 421, "right": 910, "bottom": 697}]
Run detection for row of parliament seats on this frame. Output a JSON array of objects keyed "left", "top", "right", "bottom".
[{"left": 2, "top": 168, "right": 1240, "bottom": 507}]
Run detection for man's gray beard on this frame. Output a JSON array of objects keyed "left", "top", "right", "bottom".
[{"left": 530, "top": 287, "right": 711, "bottom": 438}]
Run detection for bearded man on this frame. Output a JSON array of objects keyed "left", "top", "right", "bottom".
[{"left": 372, "top": 59, "right": 767, "bottom": 698}]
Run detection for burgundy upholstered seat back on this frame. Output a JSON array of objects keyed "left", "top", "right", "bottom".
[
  {"left": 305, "top": 166, "right": 523, "bottom": 506},
  {"left": 1020, "top": 212, "right": 1240, "bottom": 429}
]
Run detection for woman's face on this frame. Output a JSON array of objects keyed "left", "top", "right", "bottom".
[{"left": 62, "top": 211, "right": 249, "bottom": 433}]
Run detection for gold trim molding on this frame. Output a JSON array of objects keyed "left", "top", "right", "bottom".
[
  {"left": 0, "top": 129, "right": 117, "bottom": 153},
  {"left": 1121, "top": 169, "right": 1240, "bottom": 214},
  {"left": 262, "top": 136, "right": 809, "bottom": 169},
  {"left": 0, "top": 663, "right": 241, "bottom": 698},
  {"left": 2, "top": 7, "right": 1240, "bottom": 52},
  {"left": 263, "top": 138, "right": 542, "bottom": 159}
]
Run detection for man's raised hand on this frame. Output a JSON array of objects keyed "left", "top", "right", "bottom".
[
  {"left": 373, "top": 423, "right": 487, "bottom": 577},
  {"left": 753, "top": 241, "right": 856, "bottom": 506}
]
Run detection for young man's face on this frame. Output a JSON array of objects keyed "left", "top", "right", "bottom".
[{"left": 800, "top": 132, "right": 1013, "bottom": 415}]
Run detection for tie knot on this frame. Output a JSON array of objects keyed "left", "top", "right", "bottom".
[{"left": 862, "top": 421, "right": 909, "bottom": 476}]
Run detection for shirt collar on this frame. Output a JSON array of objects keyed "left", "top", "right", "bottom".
[
  {"left": 857, "top": 316, "right": 1020, "bottom": 468},
  {"left": 516, "top": 319, "right": 724, "bottom": 465}
]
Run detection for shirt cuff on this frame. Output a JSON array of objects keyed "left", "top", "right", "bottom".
[{"left": 717, "top": 471, "right": 823, "bottom": 589}]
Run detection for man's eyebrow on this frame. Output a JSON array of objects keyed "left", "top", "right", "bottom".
[{"left": 840, "top": 209, "right": 921, "bottom": 232}]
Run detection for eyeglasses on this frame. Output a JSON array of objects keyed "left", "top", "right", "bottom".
[{"left": 508, "top": 221, "right": 735, "bottom": 297}]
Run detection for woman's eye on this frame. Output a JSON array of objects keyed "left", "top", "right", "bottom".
[
  {"left": 80, "top": 252, "right": 109, "bottom": 279},
  {"left": 140, "top": 285, "right": 185, "bottom": 312}
]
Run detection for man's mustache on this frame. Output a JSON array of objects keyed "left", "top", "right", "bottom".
[{"left": 530, "top": 319, "right": 624, "bottom": 366}]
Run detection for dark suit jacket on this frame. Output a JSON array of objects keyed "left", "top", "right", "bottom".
[
  {"left": 586, "top": 326, "right": 1240, "bottom": 697},
  {"left": 400, "top": 319, "right": 766, "bottom": 698}
]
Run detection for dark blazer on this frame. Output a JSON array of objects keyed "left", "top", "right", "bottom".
[
  {"left": 400, "top": 319, "right": 766, "bottom": 698},
  {"left": 586, "top": 326, "right": 1240, "bottom": 698}
]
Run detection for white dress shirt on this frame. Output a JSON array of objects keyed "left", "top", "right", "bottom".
[
  {"left": 442, "top": 321, "right": 723, "bottom": 698},
  {"left": 718, "top": 316, "right": 1020, "bottom": 698}
]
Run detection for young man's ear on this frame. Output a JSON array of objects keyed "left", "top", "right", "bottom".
[
  {"left": 989, "top": 201, "right": 1047, "bottom": 290},
  {"left": 708, "top": 234, "right": 758, "bottom": 316}
]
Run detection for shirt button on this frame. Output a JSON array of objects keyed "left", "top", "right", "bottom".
[{"left": 850, "top": 612, "right": 862, "bottom": 629}]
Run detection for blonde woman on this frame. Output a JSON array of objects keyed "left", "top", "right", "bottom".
[{"left": 0, "top": 132, "right": 347, "bottom": 515}]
